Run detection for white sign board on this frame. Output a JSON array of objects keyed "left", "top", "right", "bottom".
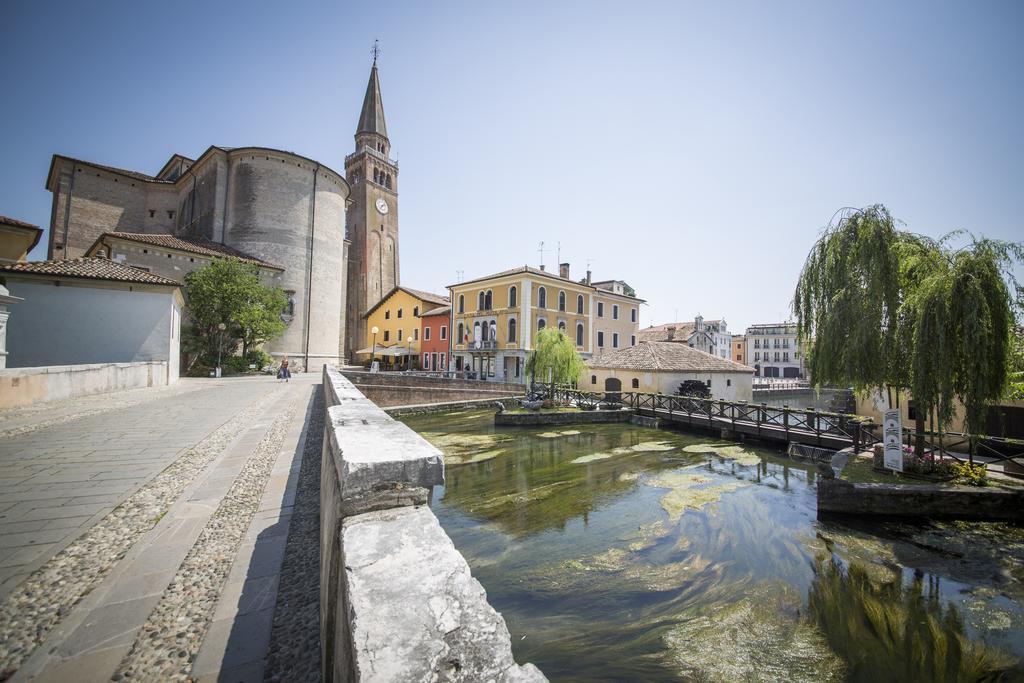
[
  {"left": 882, "top": 409, "right": 903, "bottom": 472},
  {"left": 370, "top": 361, "right": 380, "bottom": 374}
]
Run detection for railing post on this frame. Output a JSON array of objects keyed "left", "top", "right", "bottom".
[
  {"left": 783, "top": 405, "right": 789, "bottom": 440},
  {"left": 758, "top": 403, "right": 765, "bottom": 436}
]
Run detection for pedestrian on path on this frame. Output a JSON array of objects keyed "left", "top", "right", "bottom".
[{"left": 278, "top": 357, "right": 291, "bottom": 382}]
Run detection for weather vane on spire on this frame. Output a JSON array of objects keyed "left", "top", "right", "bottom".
[{"left": 372, "top": 39, "right": 381, "bottom": 65}]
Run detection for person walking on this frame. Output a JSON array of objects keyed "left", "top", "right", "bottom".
[{"left": 278, "top": 356, "right": 291, "bottom": 382}]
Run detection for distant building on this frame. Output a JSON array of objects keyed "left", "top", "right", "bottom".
[
  {"left": 744, "top": 322, "right": 805, "bottom": 379},
  {"left": 361, "top": 286, "right": 449, "bottom": 369},
  {"left": 731, "top": 334, "right": 746, "bottom": 365},
  {"left": 586, "top": 341, "right": 753, "bottom": 401},
  {"left": 637, "top": 315, "right": 730, "bottom": 358},
  {"left": 419, "top": 305, "right": 450, "bottom": 372},
  {"left": 448, "top": 263, "right": 643, "bottom": 382},
  {"left": 0, "top": 216, "right": 43, "bottom": 263},
  {"left": 0, "top": 257, "right": 182, "bottom": 383}
]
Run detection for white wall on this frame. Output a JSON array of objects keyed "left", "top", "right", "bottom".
[
  {"left": 0, "top": 362, "right": 169, "bottom": 409},
  {"left": 654, "top": 371, "right": 752, "bottom": 402},
  {"left": 4, "top": 278, "right": 180, "bottom": 383}
]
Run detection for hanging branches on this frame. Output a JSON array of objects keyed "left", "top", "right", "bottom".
[{"left": 793, "top": 205, "right": 1022, "bottom": 441}]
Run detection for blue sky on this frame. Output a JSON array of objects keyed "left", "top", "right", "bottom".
[{"left": 2, "top": 0, "right": 1021, "bottom": 332}]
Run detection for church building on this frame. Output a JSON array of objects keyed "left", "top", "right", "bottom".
[{"left": 40, "top": 59, "right": 401, "bottom": 371}]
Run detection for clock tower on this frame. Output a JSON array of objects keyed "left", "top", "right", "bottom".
[{"left": 345, "top": 55, "right": 400, "bottom": 359}]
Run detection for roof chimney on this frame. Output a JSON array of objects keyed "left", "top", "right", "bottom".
[
  {"left": 586, "top": 269, "right": 592, "bottom": 285},
  {"left": 559, "top": 262, "right": 570, "bottom": 279},
  {"left": 539, "top": 264, "right": 545, "bottom": 271},
  {"left": 95, "top": 249, "right": 107, "bottom": 259}
]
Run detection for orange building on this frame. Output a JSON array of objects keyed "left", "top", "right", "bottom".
[{"left": 420, "top": 306, "right": 450, "bottom": 371}]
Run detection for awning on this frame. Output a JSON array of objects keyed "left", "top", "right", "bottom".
[{"left": 355, "top": 346, "right": 414, "bottom": 357}]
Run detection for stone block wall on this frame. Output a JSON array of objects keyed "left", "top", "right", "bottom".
[
  {"left": 817, "top": 478, "right": 1024, "bottom": 521},
  {"left": 320, "top": 366, "right": 545, "bottom": 682},
  {"left": 0, "top": 361, "right": 169, "bottom": 409},
  {"left": 341, "top": 370, "right": 522, "bottom": 407}
]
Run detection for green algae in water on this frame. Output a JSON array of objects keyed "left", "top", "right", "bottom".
[
  {"left": 401, "top": 408, "right": 1024, "bottom": 680},
  {"left": 645, "top": 472, "right": 751, "bottom": 521}
]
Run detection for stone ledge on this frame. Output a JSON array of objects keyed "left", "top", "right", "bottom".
[
  {"left": 818, "top": 478, "right": 1024, "bottom": 521},
  {"left": 340, "top": 506, "right": 546, "bottom": 683},
  {"left": 495, "top": 409, "right": 632, "bottom": 426}
]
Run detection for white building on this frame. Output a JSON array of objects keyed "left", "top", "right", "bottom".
[
  {"left": 637, "top": 315, "right": 731, "bottom": 358},
  {"left": 586, "top": 341, "right": 754, "bottom": 401},
  {"left": 0, "top": 257, "right": 183, "bottom": 384},
  {"left": 744, "top": 322, "right": 806, "bottom": 379}
]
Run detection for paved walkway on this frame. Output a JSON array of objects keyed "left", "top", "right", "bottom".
[{"left": 0, "top": 375, "right": 324, "bottom": 682}]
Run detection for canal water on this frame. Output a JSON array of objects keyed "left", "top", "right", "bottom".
[{"left": 399, "top": 409, "right": 1024, "bottom": 682}]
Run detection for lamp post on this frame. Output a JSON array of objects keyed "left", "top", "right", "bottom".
[
  {"left": 406, "top": 336, "right": 413, "bottom": 372},
  {"left": 216, "top": 322, "right": 226, "bottom": 378},
  {"left": 371, "top": 325, "right": 379, "bottom": 370}
]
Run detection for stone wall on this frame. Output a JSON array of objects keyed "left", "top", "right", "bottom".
[
  {"left": 817, "top": 478, "right": 1024, "bottom": 521},
  {"left": 0, "top": 361, "right": 170, "bottom": 409},
  {"left": 341, "top": 370, "right": 523, "bottom": 407},
  {"left": 319, "top": 366, "right": 545, "bottom": 682}
]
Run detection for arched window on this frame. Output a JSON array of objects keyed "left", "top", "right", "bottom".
[
  {"left": 538, "top": 318, "right": 546, "bottom": 331},
  {"left": 458, "top": 295, "right": 464, "bottom": 313},
  {"left": 558, "top": 321, "right": 566, "bottom": 332},
  {"left": 576, "top": 323, "right": 584, "bottom": 347},
  {"left": 558, "top": 291, "right": 566, "bottom": 311},
  {"left": 632, "top": 378, "right": 640, "bottom": 389},
  {"left": 478, "top": 292, "right": 485, "bottom": 311},
  {"left": 538, "top": 287, "right": 547, "bottom": 309},
  {"left": 457, "top": 322, "right": 464, "bottom": 343},
  {"left": 508, "top": 318, "right": 517, "bottom": 343},
  {"left": 591, "top": 375, "right": 597, "bottom": 385},
  {"left": 577, "top": 294, "right": 584, "bottom": 314},
  {"left": 509, "top": 285, "right": 517, "bottom": 308},
  {"left": 484, "top": 290, "right": 493, "bottom": 310}
]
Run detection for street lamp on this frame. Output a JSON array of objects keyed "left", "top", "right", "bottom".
[
  {"left": 371, "top": 326, "right": 379, "bottom": 370},
  {"left": 216, "top": 322, "right": 227, "bottom": 378},
  {"left": 406, "top": 336, "right": 413, "bottom": 371}
]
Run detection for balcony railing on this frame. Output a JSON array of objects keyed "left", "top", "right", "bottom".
[{"left": 344, "top": 145, "right": 399, "bottom": 167}]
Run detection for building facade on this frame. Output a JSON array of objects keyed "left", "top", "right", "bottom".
[
  {"left": 419, "top": 306, "right": 450, "bottom": 372},
  {"left": 0, "top": 216, "right": 43, "bottom": 263},
  {"left": 637, "top": 316, "right": 730, "bottom": 357},
  {"left": 731, "top": 334, "right": 746, "bottom": 364},
  {"left": 449, "top": 264, "right": 642, "bottom": 382},
  {"left": 744, "top": 322, "right": 806, "bottom": 378},
  {"left": 0, "top": 258, "right": 182, "bottom": 383},
  {"left": 362, "top": 286, "right": 448, "bottom": 369},
  {"left": 586, "top": 341, "right": 754, "bottom": 401}
]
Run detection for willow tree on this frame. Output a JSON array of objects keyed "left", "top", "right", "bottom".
[
  {"left": 794, "top": 205, "right": 1021, "bottom": 456},
  {"left": 525, "top": 328, "right": 585, "bottom": 387}
]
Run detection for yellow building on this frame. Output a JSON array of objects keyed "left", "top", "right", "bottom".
[
  {"left": 361, "top": 286, "right": 448, "bottom": 368},
  {"left": 448, "top": 263, "right": 643, "bottom": 382}
]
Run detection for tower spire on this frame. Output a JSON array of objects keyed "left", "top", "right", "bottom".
[{"left": 357, "top": 42, "right": 388, "bottom": 138}]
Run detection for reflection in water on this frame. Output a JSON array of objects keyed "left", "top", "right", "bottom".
[{"left": 401, "top": 409, "right": 1024, "bottom": 682}]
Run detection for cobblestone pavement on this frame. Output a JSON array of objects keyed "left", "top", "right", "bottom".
[{"left": 0, "top": 375, "right": 324, "bottom": 681}]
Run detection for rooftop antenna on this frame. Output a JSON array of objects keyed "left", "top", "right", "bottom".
[
  {"left": 456, "top": 270, "right": 464, "bottom": 283},
  {"left": 557, "top": 241, "right": 561, "bottom": 265},
  {"left": 371, "top": 38, "right": 381, "bottom": 65},
  {"left": 537, "top": 241, "right": 547, "bottom": 268}
]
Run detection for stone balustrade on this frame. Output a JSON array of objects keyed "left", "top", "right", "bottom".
[{"left": 320, "top": 365, "right": 546, "bottom": 682}]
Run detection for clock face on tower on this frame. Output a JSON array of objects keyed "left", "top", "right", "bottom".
[{"left": 375, "top": 197, "right": 389, "bottom": 215}]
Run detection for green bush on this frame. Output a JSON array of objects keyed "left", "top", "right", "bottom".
[
  {"left": 951, "top": 461, "right": 988, "bottom": 486},
  {"left": 245, "top": 349, "right": 274, "bottom": 370}
]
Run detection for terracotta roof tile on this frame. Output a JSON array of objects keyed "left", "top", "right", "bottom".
[
  {"left": 0, "top": 216, "right": 40, "bottom": 230},
  {"left": 0, "top": 258, "right": 180, "bottom": 286},
  {"left": 400, "top": 287, "right": 450, "bottom": 306},
  {"left": 420, "top": 305, "right": 451, "bottom": 316},
  {"left": 99, "top": 233, "right": 282, "bottom": 269},
  {"left": 588, "top": 341, "right": 754, "bottom": 373}
]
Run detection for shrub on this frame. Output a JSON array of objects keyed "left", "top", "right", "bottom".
[
  {"left": 246, "top": 349, "right": 274, "bottom": 370},
  {"left": 951, "top": 461, "right": 988, "bottom": 487}
]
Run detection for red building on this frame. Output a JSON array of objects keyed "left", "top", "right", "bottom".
[{"left": 419, "top": 306, "right": 450, "bottom": 371}]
